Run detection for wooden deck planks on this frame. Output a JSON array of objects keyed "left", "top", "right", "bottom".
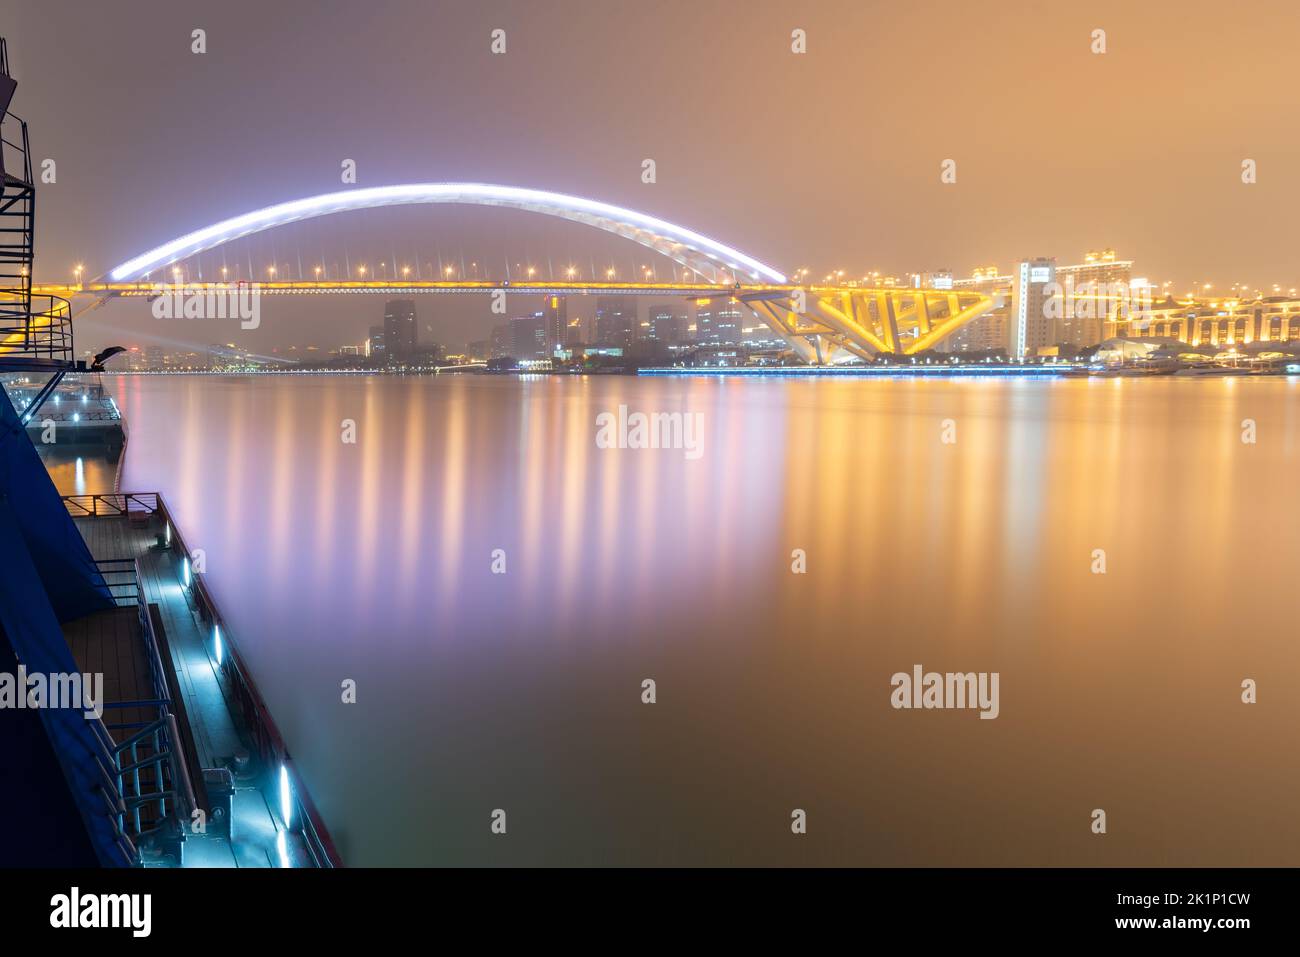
[{"left": 61, "top": 605, "right": 154, "bottom": 741}]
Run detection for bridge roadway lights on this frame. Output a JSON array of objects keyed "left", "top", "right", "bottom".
[
  {"left": 27, "top": 183, "right": 997, "bottom": 362},
  {"left": 32, "top": 281, "right": 996, "bottom": 365},
  {"left": 14, "top": 182, "right": 1009, "bottom": 362}
]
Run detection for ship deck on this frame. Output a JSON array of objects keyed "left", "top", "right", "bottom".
[{"left": 67, "top": 503, "right": 322, "bottom": 867}]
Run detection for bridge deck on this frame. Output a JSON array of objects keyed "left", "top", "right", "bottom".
[{"left": 35, "top": 279, "right": 773, "bottom": 297}]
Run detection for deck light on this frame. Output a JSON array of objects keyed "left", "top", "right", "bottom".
[
  {"left": 213, "top": 624, "right": 223, "bottom": 666},
  {"left": 280, "top": 764, "right": 293, "bottom": 829},
  {"left": 182, "top": 556, "right": 191, "bottom": 587}
]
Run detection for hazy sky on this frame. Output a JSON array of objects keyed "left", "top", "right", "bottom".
[{"left": 7, "top": 0, "right": 1300, "bottom": 352}]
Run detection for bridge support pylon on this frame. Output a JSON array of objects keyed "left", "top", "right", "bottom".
[{"left": 742, "top": 287, "right": 998, "bottom": 365}]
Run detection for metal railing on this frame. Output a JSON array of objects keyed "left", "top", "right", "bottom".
[
  {"left": 0, "top": 293, "right": 73, "bottom": 363},
  {"left": 94, "top": 557, "right": 144, "bottom": 605},
  {"left": 2, "top": 37, "right": 33, "bottom": 187},
  {"left": 64, "top": 492, "right": 343, "bottom": 867},
  {"left": 92, "top": 558, "right": 197, "bottom": 847},
  {"left": 39, "top": 407, "right": 123, "bottom": 423},
  {"left": 1, "top": 110, "right": 33, "bottom": 188},
  {"left": 63, "top": 492, "right": 159, "bottom": 517},
  {"left": 85, "top": 719, "right": 141, "bottom": 865}
]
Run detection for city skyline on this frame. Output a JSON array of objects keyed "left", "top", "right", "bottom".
[{"left": 86, "top": 241, "right": 1300, "bottom": 371}]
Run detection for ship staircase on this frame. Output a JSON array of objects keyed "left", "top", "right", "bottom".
[{"left": 0, "top": 37, "right": 74, "bottom": 414}]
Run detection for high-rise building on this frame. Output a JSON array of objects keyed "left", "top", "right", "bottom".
[
  {"left": 595, "top": 296, "right": 636, "bottom": 350},
  {"left": 693, "top": 300, "right": 713, "bottom": 344},
  {"left": 742, "top": 305, "right": 788, "bottom": 350},
  {"left": 692, "top": 298, "right": 743, "bottom": 346},
  {"left": 144, "top": 345, "right": 164, "bottom": 371},
  {"left": 947, "top": 267, "right": 1013, "bottom": 355},
  {"left": 1053, "top": 249, "right": 1132, "bottom": 348},
  {"left": 508, "top": 313, "right": 549, "bottom": 359},
  {"left": 564, "top": 314, "right": 584, "bottom": 347},
  {"left": 1012, "top": 258, "right": 1056, "bottom": 358},
  {"left": 383, "top": 299, "right": 417, "bottom": 361},
  {"left": 541, "top": 295, "right": 570, "bottom": 350},
  {"left": 648, "top": 304, "right": 689, "bottom": 344},
  {"left": 367, "top": 325, "right": 385, "bottom": 360},
  {"left": 713, "top": 299, "right": 743, "bottom": 345},
  {"left": 489, "top": 323, "right": 510, "bottom": 359}
]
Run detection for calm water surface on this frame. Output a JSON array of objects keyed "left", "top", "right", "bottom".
[{"left": 57, "top": 373, "right": 1300, "bottom": 865}]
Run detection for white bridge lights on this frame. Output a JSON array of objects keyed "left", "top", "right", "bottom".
[{"left": 95, "top": 184, "right": 995, "bottom": 363}]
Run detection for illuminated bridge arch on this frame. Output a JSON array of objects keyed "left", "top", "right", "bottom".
[{"left": 105, "top": 183, "right": 787, "bottom": 285}]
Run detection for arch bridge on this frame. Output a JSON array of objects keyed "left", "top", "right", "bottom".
[{"left": 33, "top": 184, "right": 996, "bottom": 365}]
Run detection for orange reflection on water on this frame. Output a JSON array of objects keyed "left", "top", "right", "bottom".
[{"left": 82, "top": 372, "right": 1300, "bottom": 866}]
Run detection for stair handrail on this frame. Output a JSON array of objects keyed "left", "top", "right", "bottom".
[{"left": 0, "top": 109, "right": 32, "bottom": 186}]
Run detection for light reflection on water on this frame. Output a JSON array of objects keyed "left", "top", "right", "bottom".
[
  {"left": 38, "top": 447, "right": 118, "bottom": 495},
  {"left": 69, "top": 373, "right": 1300, "bottom": 865}
]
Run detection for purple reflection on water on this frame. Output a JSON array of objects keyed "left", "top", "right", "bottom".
[{"left": 72, "top": 373, "right": 1300, "bottom": 866}]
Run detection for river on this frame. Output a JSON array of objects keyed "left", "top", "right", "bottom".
[{"left": 35, "top": 372, "right": 1300, "bottom": 865}]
